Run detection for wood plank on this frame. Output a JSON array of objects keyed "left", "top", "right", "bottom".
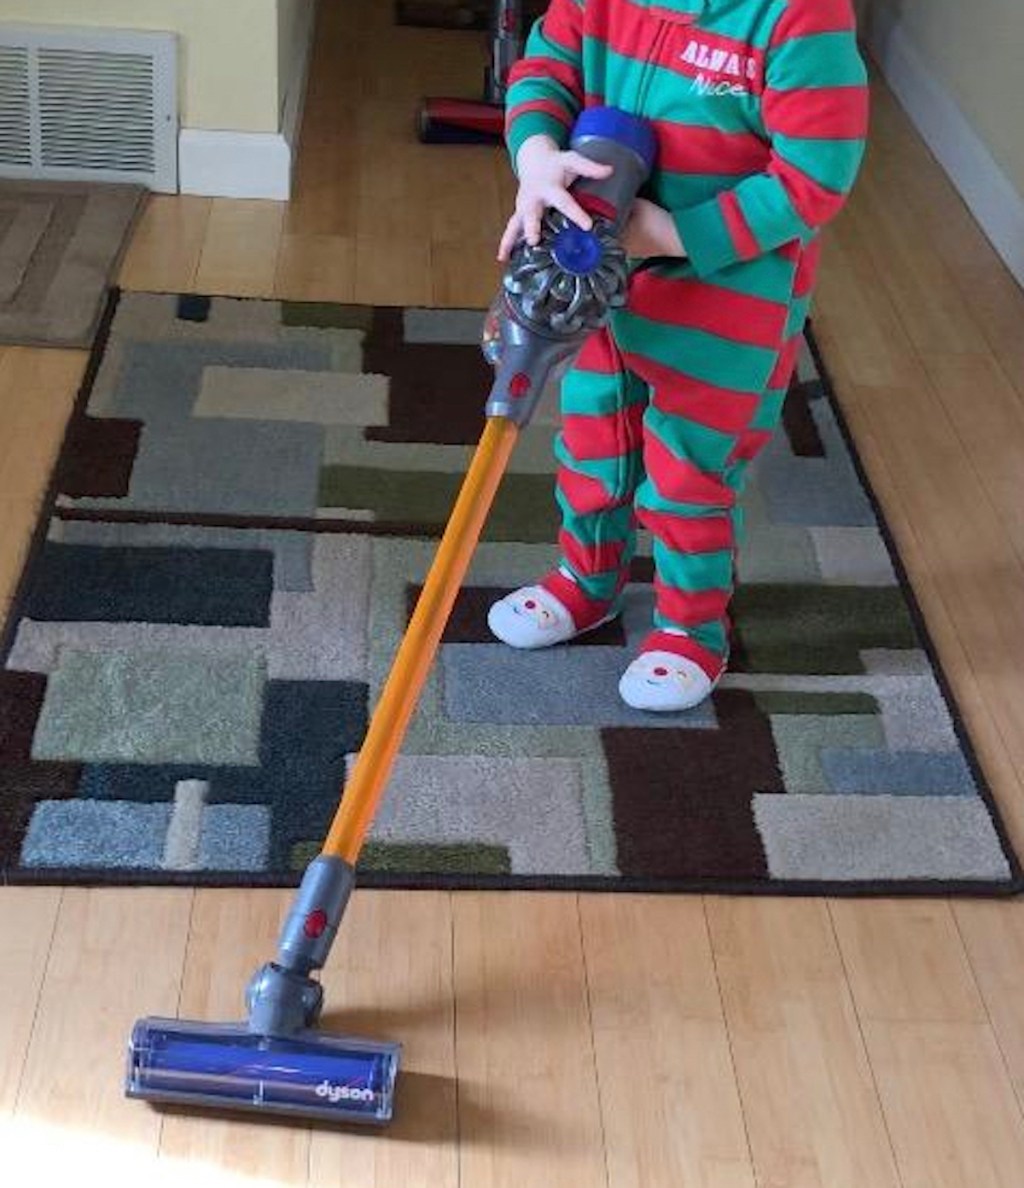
[
  {"left": 195, "top": 199, "right": 286, "bottom": 298},
  {"left": 0, "top": 888, "right": 60, "bottom": 1114},
  {"left": 580, "top": 894, "right": 755, "bottom": 1188},
  {"left": 431, "top": 240, "right": 502, "bottom": 309},
  {"left": 354, "top": 235, "right": 433, "bottom": 307},
  {"left": 0, "top": 348, "right": 85, "bottom": 626},
  {"left": 0, "top": 497, "right": 45, "bottom": 625},
  {"left": 0, "top": 347, "right": 85, "bottom": 500},
  {"left": 830, "top": 900, "right": 986, "bottom": 1024},
  {"left": 118, "top": 194, "right": 212, "bottom": 293},
  {"left": 309, "top": 890, "right": 458, "bottom": 1188},
  {"left": 814, "top": 216, "right": 922, "bottom": 390},
  {"left": 13, "top": 888, "right": 191, "bottom": 1175},
  {"left": 358, "top": 28, "right": 484, "bottom": 103},
  {"left": 954, "top": 901, "right": 1024, "bottom": 1107},
  {"left": 284, "top": 123, "right": 359, "bottom": 239},
  {"left": 845, "top": 157, "right": 987, "bottom": 358},
  {"left": 863, "top": 79, "right": 1024, "bottom": 397},
  {"left": 356, "top": 102, "right": 435, "bottom": 246},
  {"left": 159, "top": 889, "right": 310, "bottom": 1184},
  {"left": 706, "top": 897, "right": 900, "bottom": 1188},
  {"left": 275, "top": 233, "right": 357, "bottom": 304},
  {"left": 453, "top": 892, "right": 607, "bottom": 1188},
  {"left": 864, "top": 1020, "right": 1024, "bottom": 1188},
  {"left": 917, "top": 352, "right": 1024, "bottom": 570},
  {"left": 424, "top": 147, "right": 505, "bottom": 246}
]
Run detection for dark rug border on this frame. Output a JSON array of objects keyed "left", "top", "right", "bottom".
[
  {"left": 4, "top": 864, "right": 1023, "bottom": 897},
  {"left": 3, "top": 286, "right": 1021, "bottom": 897}
]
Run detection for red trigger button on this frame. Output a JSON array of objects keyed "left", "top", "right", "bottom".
[
  {"left": 304, "top": 909, "right": 328, "bottom": 938},
  {"left": 509, "top": 372, "right": 531, "bottom": 398}
]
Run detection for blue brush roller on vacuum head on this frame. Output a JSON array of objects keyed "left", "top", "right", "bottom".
[
  {"left": 126, "top": 1019, "right": 399, "bottom": 1124},
  {"left": 125, "top": 106, "right": 653, "bottom": 1131}
]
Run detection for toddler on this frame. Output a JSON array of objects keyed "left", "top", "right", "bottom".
[{"left": 488, "top": 0, "right": 869, "bottom": 711}]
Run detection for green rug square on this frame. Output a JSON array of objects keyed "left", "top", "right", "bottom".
[{"left": 32, "top": 649, "right": 265, "bottom": 765}]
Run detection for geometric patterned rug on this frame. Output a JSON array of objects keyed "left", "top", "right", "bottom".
[
  {"left": 1, "top": 291, "right": 1020, "bottom": 894},
  {"left": 0, "top": 180, "right": 143, "bottom": 347}
]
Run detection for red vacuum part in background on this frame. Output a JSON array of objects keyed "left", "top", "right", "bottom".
[{"left": 418, "top": 0, "right": 524, "bottom": 145}]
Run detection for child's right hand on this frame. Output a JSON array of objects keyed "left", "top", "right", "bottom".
[{"left": 497, "top": 134, "right": 614, "bottom": 262}]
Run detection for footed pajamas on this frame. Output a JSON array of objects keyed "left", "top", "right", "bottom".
[{"left": 505, "top": 0, "right": 869, "bottom": 677}]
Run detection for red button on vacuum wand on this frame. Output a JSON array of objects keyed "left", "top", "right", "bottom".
[
  {"left": 304, "top": 908, "right": 328, "bottom": 938},
  {"left": 509, "top": 372, "right": 531, "bottom": 398}
]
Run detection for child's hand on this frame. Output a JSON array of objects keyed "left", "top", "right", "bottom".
[
  {"left": 622, "top": 198, "right": 686, "bottom": 259},
  {"left": 497, "top": 134, "right": 614, "bottom": 262}
]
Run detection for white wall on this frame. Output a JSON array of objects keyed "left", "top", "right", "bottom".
[
  {"left": 864, "top": 0, "right": 1024, "bottom": 285},
  {"left": 0, "top": 0, "right": 281, "bottom": 132},
  {"left": 0, "top": 0, "right": 319, "bottom": 196},
  {"left": 866, "top": 0, "right": 1024, "bottom": 197}
]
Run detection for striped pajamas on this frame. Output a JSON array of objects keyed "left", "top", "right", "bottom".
[{"left": 505, "top": 0, "right": 869, "bottom": 677}]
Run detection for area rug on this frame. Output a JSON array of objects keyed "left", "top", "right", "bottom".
[
  {"left": 1, "top": 290, "right": 1020, "bottom": 895},
  {"left": 0, "top": 179, "right": 143, "bottom": 347}
]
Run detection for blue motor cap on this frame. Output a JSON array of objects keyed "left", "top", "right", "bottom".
[
  {"left": 570, "top": 106, "right": 657, "bottom": 172},
  {"left": 551, "top": 224, "right": 604, "bottom": 275}
]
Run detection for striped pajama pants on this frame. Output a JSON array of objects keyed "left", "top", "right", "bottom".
[{"left": 541, "top": 261, "right": 810, "bottom": 680}]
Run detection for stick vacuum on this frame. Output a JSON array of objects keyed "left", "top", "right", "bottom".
[
  {"left": 124, "top": 106, "right": 656, "bottom": 1127},
  {"left": 417, "top": 0, "right": 521, "bottom": 144}
]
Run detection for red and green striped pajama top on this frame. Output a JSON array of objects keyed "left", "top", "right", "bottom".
[{"left": 504, "top": 0, "right": 869, "bottom": 678}]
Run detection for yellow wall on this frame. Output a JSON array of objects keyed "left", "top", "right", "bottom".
[
  {"left": 0, "top": 0, "right": 281, "bottom": 132},
  {"left": 869, "top": 0, "right": 1024, "bottom": 194}
]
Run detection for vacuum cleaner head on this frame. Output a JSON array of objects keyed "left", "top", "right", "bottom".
[{"left": 126, "top": 1017, "right": 401, "bottom": 1125}]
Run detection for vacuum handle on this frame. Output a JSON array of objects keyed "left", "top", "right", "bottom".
[
  {"left": 484, "top": 107, "right": 656, "bottom": 426},
  {"left": 568, "top": 106, "right": 658, "bottom": 234}
]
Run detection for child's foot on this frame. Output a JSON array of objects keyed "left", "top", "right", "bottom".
[
  {"left": 618, "top": 631, "right": 726, "bottom": 712},
  {"left": 487, "top": 571, "right": 618, "bottom": 649}
]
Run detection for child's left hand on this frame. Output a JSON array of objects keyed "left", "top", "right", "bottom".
[{"left": 622, "top": 199, "right": 686, "bottom": 259}]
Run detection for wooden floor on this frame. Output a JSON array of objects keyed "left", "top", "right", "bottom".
[{"left": 3, "top": 2, "right": 1024, "bottom": 1184}]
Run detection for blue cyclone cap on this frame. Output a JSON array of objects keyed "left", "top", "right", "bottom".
[
  {"left": 570, "top": 106, "right": 657, "bottom": 172},
  {"left": 551, "top": 225, "right": 604, "bottom": 275}
]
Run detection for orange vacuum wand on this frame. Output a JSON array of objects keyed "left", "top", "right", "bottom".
[{"left": 326, "top": 415, "right": 519, "bottom": 863}]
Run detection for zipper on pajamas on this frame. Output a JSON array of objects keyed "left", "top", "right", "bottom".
[{"left": 636, "top": 20, "right": 670, "bottom": 114}]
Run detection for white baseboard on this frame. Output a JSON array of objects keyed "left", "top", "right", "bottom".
[
  {"left": 178, "top": 0, "right": 319, "bottom": 200},
  {"left": 867, "top": 11, "right": 1024, "bottom": 288},
  {"left": 178, "top": 129, "right": 292, "bottom": 200}
]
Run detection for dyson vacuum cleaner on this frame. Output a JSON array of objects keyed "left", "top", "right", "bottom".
[
  {"left": 417, "top": 0, "right": 522, "bottom": 144},
  {"left": 124, "top": 106, "right": 655, "bottom": 1127}
]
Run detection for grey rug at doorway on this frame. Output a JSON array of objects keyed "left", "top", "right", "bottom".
[{"left": 0, "top": 179, "right": 143, "bottom": 347}]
